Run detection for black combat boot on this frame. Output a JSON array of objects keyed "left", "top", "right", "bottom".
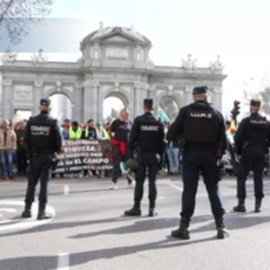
[
  {"left": 255, "top": 198, "right": 262, "bottom": 213},
  {"left": 37, "top": 203, "right": 53, "bottom": 220},
  {"left": 215, "top": 218, "right": 229, "bottom": 239},
  {"left": 124, "top": 202, "right": 141, "bottom": 216},
  {"left": 148, "top": 208, "right": 158, "bottom": 217},
  {"left": 233, "top": 198, "right": 246, "bottom": 212},
  {"left": 171, "top": 218, "right": 190, "bottom": 240},
  {"left": 148, "top": 201, "right": 157, "bottom": 217},
  {"left": 21, "top": 203, "right": 32, "bottom": 218}
]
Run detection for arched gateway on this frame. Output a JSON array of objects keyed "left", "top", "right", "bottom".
[{"left": 0, "top": 25, "right": 226, "bottom": 123}]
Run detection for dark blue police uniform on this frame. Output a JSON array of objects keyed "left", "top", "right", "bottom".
[
  {"left": 233, "top": 99, "right": 270, "bottom": 213},
  {"left": 124, "top": 99, "right": 165, "bottom": 217},
  {"left": 167, "top": 86, "right": 228, "bottom": 239},
  {"left": 22, "top": 98, "right": 62, "bottom": 220}
]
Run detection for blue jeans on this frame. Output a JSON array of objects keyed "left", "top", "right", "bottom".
[
  {"left": 166, "top": 147, "right": 180, "bottom": 172},
  {"left": 1, "top": 150, "right": 13, "bottom": 177}
]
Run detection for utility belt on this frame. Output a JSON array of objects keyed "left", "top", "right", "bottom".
[
  {"left": 29, "top": 151, "right": 59, "bottom": 168},
  {"left": 242, "top": 142, "right": 268, "bottom": 153}
]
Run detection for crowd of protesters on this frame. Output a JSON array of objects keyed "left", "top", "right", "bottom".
[{"left": 0, "top": 113, "right": 188, "bottom": 180}]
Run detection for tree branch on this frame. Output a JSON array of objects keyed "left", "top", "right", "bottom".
[{"left": 0, "top": 0, "right": 15, "bottom": 20}]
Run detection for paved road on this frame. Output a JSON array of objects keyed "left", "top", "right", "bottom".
[{"left": 1, "top": 175, "right": 270, "bottom": 270}]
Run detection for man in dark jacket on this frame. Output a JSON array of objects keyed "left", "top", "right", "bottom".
[
  {"left": 21, "top": 98, "right": 62, "bottom": 220},
  {"left": 124, "top": 98, "right": 165, "bottom": 217},
  {"left": 233, "top": 99, "right": 270, "bottom": 213},
  {"left": 167, "top": 86, "right": 228, "bottom": 239}
]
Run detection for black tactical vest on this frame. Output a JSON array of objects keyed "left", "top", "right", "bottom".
[
  {"left": 138, "top": 117, "right": 161, "bottom": 153},
  {"left": 246, "top": 116, "right": 268, "bottom": 146},
  {"left": 183, "top": 103, "right": 220, "bottom": 143},
  {"left": 28, "top": 116, "right": 57, "bottom": 154}
]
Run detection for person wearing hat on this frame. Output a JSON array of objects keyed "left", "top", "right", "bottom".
[
  {"left": 167, "top": 86, "right": 229, "bottom": 239},
  {"left": 96, "top": 121, "right": 110, "bottom": 140},
  {"left": 21, "top": 98, "right": 62, "bottom": 220},
  {"left": 233, "top": 99, "right": 270, "bottom": 213},
  {"left": 124, "top": 98, "right": 165, "bottom": 217}
]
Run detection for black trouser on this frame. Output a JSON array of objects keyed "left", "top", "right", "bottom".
[
  {"left": 16, "top": 148, "right": 28, "bottom": 175},
  {"left": 112, "top": 145, "right": 130, "bottom": 183},
  {"left": 237, "top": 145, "right": 265, "bottom": 199},
  {"left": 25, "top": 154, "right": 53, "bottom": 205},
  {"left": 181, "top": 150, "right": 225, "bottom": 222},
  {"left": 134, "top": 153, "right": 159, "bottom": 208}
]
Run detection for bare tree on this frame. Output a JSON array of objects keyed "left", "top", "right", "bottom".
[
  {"left": 242, "top": 75, "right": 270, "bottom": 116},
  {"left": 0, "top": 0, "right": 53, "bottom": 46}
]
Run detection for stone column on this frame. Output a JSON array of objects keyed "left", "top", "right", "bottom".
[
  {"left": 83, "top": 80, "right": 99, "bottom": 123},
  {"left": 32, "top": 81, "right": 43, "bottom": 115},
  {"left": 96, "top": 82, "right": 102, "bottom": 122},
  {"left": 73, "top": 82, "right": 83, "bottom": 122},
  {"left": 83, "top": 80, "right": 91, "bottom": 123},
  {"left": 133, "top": 82, "right": 145, "bottom": 118},
  {"left": 2, "top": 79, "right": 13, "bottom": 119}
]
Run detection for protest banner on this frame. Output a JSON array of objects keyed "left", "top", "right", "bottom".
[{"left": 53, "top": 140, "right": 113, "bottom": 173}]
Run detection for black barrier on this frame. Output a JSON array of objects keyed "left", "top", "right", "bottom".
[{"left": 53, "top": 140, "right": 113, "bottom": 173}]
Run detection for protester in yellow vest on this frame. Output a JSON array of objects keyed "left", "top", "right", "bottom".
[
  {"left": 96, "top": 121, "right": 110, "bottom": 140},
  {"left": 68, "top": 121, "right": 82, "bottom": 140}
]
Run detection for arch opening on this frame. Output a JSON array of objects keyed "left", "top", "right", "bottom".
[
  {"left": 103, "top": 95, "right": 126, "bottom": 121},
  {"left": 159, "top": 96, "right": 179, "bottom": 122},
  {"left": 49, "top": 93, "right": 72, "bottom": 123}
]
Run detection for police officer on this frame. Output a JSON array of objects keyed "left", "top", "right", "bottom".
[
  {"left": 21, "top": 98, "right": 62, "bottom": 220},
  {"left": 167, "top": 86, "right": 228, "bottom": 239},
  {"left": 124, "top": 98, "right": 165, "bottom": 217},
  {"left": 233, "top": 99, "right": 270, "bottom": 213}
]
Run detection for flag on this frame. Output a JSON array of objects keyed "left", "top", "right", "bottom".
[{"left": 157, "top": 107, "right": 170, "bottom": 123}]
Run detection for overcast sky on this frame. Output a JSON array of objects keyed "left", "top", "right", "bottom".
[{"left": 4, "top": 0, "right": 270, "bottom": 115}]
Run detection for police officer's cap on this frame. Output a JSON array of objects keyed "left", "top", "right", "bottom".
[
  {"left": 143, "top": 98, "right": 153, "bottom": 107},
  {"left": 40, "top": 98, "right": 51, "bottom": 106},
  {"left": 250, "top": 99, "right": 261, "bottom": 107},
  {"left": 193, "top": 86, "right": 208, "bottom": 95}
]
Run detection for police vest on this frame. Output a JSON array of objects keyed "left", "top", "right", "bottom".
[
  {"left": 28, "top": 116, "right": 57, "bottom": 154},
  {"left": 246, "top": 116, "right": 268, "bottom": 146},
  {"left": 183, "top": 103, "right": 219, "bottom": 143},
  {"left": 69, "top": 127, "right": 82, "bottom": 139},
  {"left": 138, "top": 118, "right": 162, "bottom": 153}
]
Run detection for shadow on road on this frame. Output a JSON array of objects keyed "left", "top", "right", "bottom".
[{"left": 0, "top": 236, "right": 216, "bottom": 270}]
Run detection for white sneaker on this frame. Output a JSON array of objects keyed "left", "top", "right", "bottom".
[{"left": 110, "top": 183, "right": 118, "bottom": 190}]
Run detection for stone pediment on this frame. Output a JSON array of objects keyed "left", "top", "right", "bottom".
[
  {"left": 80, "top": 26, "right": 152, "bottom": 50},
  {"left": 102, "top": 34, "right": 134, "bottom": 44}
]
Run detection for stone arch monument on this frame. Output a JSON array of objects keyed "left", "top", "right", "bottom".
[{"left": 0, "top": 25, "right": 226, "bottom": 122}]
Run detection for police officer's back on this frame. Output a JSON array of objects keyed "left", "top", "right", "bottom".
[
  {"left": 167, "top": 86, "right": 228, "bottom": 239},
  {"left": 233, "top": 99, "right": 270, "bottom": 213},
  {"left": 22, "top": 98, "right": 62, "bottom": 220},
  {"left": 124, "top": 98, "right": 165, "bottom": 217}
]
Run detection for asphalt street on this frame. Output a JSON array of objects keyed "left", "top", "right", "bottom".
[{"left": 1, "top": 174, "right": 270, "bottom": 270}]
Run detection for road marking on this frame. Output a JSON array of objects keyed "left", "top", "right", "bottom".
[
  {"left": 168, "top": 183, "right": 183, "bottom": 191},
  {"left": 57, "top": 252, "right": 70, "bottom": 270},
  {"left": 0, "top": 200, "right": 55, "bottom": 235}
]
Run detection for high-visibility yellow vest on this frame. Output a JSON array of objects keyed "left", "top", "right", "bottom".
[
  {"left": 96, "top": 127, "right": 110, "bottom": 140},
  {"left": 69, "top": 127, "right": 82, "bottom": 139}
]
